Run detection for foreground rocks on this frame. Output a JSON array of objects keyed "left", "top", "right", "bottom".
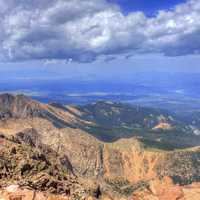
[
  {"left": 131, "top": 177, "right": 200, "bottom": 200},
  {"left": 0, "top": 134, "right": 88, "bottom": 199},
  {"left": 0, "top": 179, "right": 200, "bottom": 200},
  {"left": 0, "top": 185, "right": 69, "bottom": 200}
]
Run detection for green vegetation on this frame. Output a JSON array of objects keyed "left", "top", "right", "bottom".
[
  {"left": 105, "top": 178, "right": 149, "bottom": 197},
  {"left": 140, "top": 138, "right": 178, "bottom": 151}
]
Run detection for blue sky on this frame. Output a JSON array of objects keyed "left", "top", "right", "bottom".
[
  {"left": 110, "top": 0, "right": 186, "bottom": 15},
  {"left": 0, "top": 0, "right": 200, "bottom": 82}
]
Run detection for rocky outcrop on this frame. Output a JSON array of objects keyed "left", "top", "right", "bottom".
[
  {"left": 0, "top": 133, "right": 88, "bottom": 199},
  {"left": 131, "top": 177, "right": 200, "bottom": 200},
  {"left": 0, "top": 94, "right": 45, "bottom": 119},
  {"left": 102, "top": 139, "right": 200, "bottom": 184}
]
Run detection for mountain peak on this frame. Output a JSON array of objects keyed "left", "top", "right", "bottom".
[{"left": 0, "top": 93, "right": 43, "bottom": 119}]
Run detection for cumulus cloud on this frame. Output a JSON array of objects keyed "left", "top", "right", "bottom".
[{"left": 0, "top": 0, "right": 200, "bottom": 63}]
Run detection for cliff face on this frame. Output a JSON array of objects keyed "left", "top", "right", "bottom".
[
  {"left": 102, "top": 138, "right": 200, "bottom": 184},
  {"left": 0, "top": 94, "right": 200, "bottom": 199},
  {"left": 103, "top": 140, "right": 164, "bottom": 183}
]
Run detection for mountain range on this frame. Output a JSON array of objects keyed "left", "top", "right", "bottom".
[{"left": 0, "top": 93, "right": 200, "bottom": 200}]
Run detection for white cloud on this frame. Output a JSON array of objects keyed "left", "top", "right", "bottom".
[{"left": 0, "top": 0, "right": 200, "bottom": 63}]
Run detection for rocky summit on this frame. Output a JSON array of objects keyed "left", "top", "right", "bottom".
[{"left": 0, "top": 94, "right": 200, "bottom": 200}]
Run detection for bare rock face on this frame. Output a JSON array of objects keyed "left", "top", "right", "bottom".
[
  {"left": 131, "top": 177, "right": 200, "bottom": 200},
  {"left": 0, "top": 94, "right": 44, "bottom": 119},
  {"left": 183, "top": 183, "right": 200, "bottom": 200},
  {"left": 101, "top": 138, "right": 200, "bottom": 185},
  {"left": 15, "top": 128, "right": 41, "bottom": 147},
  {"left": 102, "top": 139, "right": 161, "bottom": 183},
  {"left": 147, "top": 177, "right": 184, "bottom": 200}
]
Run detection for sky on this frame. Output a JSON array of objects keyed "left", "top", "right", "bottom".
[
  {"left": 0, "top": 0, "right": 200, "bottom": 82},
  {"left": 109, "top": 0, "right": 186, "bottom": 15}
]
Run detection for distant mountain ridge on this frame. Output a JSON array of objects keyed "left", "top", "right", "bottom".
[{"left": 0, "top": 93, "right": 198, "bottom": 144}]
